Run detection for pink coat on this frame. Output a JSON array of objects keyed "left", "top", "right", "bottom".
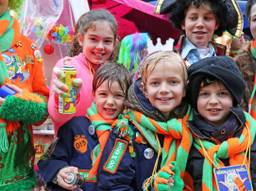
[{"left": 48, "top": 53, "right": 94, "bottom": 133}]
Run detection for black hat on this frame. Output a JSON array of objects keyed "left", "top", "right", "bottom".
[
  {"left": 155, "top": 0, "right": 243, "bottom": 37},
  {"left": 187, "top": 56, "right": 246, "bottom": 108}
]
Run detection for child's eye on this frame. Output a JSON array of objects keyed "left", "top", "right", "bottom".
[
  {"left": 189, "top": 16, "right": 197, "bottom": 21},
  {"left": 98, "top": 92, "right": 107, "bottom": 96},
  {"left": 218, "top": 91, "right": 230, "bottom": 97},
  {"left": 89, "top": 37, "right": 97, "bottom": 41},
  {"left": 199, "top": 92, "right": 209, "bottom": 97},
  {"left": 104, "top": 39, "right": 114, "bottom": 44},
  {"left": 150, "top": 81, "right": 159, "bottom": 86},
  {"left": 169, "top": 80, "right": 179, "bottom": 85},
  {"left": 204, "top": 16, "right": 214, "bottom": 21},
  {"left": 115, "top": 94, "right": 125, "bottom": 99}
]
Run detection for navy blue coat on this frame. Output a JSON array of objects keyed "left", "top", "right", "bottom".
[
  {"left": 38, "top": 116, "right": 98, "bottom": 191},
  {"left": 97, "top": 79, "right": 187, "bottom": 191}
]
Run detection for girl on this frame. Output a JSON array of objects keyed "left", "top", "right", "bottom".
[
  {"left": 38, "top": 62, "right": 131, "bottom": 191},
  {"left": 48, "top": 9, "right": 118, "bottom": 132},
  {"left": 97, "top": 51, "right": 192, "bottom": 191},
  {"left": 185, "top": 56, "right": 256, "bottom": 190}
]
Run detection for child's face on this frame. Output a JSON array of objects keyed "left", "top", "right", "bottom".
[
  {"left": 144, "top": 60, "right": 186, "bottom": 117},
  {"left": 250, "top": 3, "right": 256, "bottom": 39},
  {"left": 182, "top": 4, "right": 219, "bottom": 48},
  {"left": 78, "top": 20, "right": 115, "bottom": 66},
  {"left": 197, "top": 81, "right": 233, "bottom": 126},
  {"left": 94, "top": 80, "right": 125, "bottom": 120}
]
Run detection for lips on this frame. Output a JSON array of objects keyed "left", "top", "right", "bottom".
[{"left": 104, "top": 108, "right": 116, "bottom": 115}]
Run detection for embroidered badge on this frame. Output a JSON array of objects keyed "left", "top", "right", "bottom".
[
  {"left": 103, "top": 138, "right": 128, "bottom": 174},
  {"left": 74, "top": 135, "right": 88, "bottom": 154},
  {"left": 79, "top": 169, "right": 97, "bottom": 182},
  {"left": 214, "top": 165, "right": 253, "bottom": 191}
]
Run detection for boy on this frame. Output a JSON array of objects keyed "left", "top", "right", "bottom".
[
  {"left": 156, "top": 0, "right": 242, "bottom": 65},
  {"left": 97, "top": 51, "right": 192, "bottom": 191},
  {"left": 185, "top": 56, "right": 256, "bottom": 190},
  {"left": 38, "top": 62, "right": 131, "bottom": 191}
]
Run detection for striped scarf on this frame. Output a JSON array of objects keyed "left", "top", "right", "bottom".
[
  {"left": 124, "top": 110, "right": 192, "bottom": 185},
  {"left": 249, "top": 40, "right": 256, "bottom": 118},
  {"left": 87, "top": 103, "right": 116, "bottom": 178},
  {"left": 193, "top": 112, "right": 256, "bottom": 191}
]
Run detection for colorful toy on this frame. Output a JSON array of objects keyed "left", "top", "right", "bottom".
[{"left": 47, "top": 24, "right": 74, "bottom": 44}]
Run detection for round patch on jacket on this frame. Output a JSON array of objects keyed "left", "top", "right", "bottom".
[
  {"left": 144, "top": 148, "right": 154, "bottom": 159},
  {"left": 74, "top": 135, "right": 88, "bottom": 154}
]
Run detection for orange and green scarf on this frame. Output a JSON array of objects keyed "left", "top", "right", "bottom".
[
  {"left": 193, "top": 112, "right": 256, "bottom": 191},
  {"left": 86, "top": 103, "right": 117, "bottom": 179},
  {"left": 121, "top": 110, "right": 192, "bottom": 190},
  {"left": 249, "top": 40, "right": 256, "bottom": 118}
]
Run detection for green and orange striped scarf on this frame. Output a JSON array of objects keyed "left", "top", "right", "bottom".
[
  {"left": 86, "top": 103, "right": 117, "bottom": 178},
  {"left": 122, "top": 109, "right": 193, "bottom": 189},
  {"left": 193, "top": 112, "right": 256, "bottom": 191},
  {"left": 249, "top": 40, "right": 256, "bottom": 118}
]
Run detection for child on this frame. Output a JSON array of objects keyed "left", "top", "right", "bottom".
[
  {"left": 234, "top": 0, "right": 256, "bottom": 117},
  {"left": 38, "top": 62, "right": 131, "bottom": 191},
  {"left": 156, "top": 0, "right": 242, "bottom": 65},
  {"left": 185, "top": 56, "right": 256, "bottom": 190},
  {"left": 97, "top": 51, "right": 192, "bottom": 191},
  {"left": 0, "top": 0, "right": 49, "bottom": 190},
  {"left": 47, "top": 9, "right": 118, "bottom": 132},
  {"left": 117, "top": 33, "right": 149, "bottom": 80}
]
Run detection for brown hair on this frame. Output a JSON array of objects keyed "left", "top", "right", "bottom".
[
  {"left": 93, "top": 62, "right": 131, "bottom": 97},
  {"left": 69, "top": 9, "right": 118, "bottom": 56}
]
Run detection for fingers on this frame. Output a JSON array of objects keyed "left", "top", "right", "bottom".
[
  {"left": 56, "top": 166, "right": 79, "bottom": 190},
  {"left": 52, "top": 78, "right": 68, "bottom": 96},
  {"left": 72, "top": 78, "right": 83, "bottom": 88}
]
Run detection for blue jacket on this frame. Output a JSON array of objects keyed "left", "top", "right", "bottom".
[
  {"left": 97, "top": 79, "right": 188, "bottom": 191},
  {"left": 38, "top": 116, "right": 98, "bottom": 191}
]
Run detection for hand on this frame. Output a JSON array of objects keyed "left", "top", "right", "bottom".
[
  {"left": 154, "top": 161, "right": 184, "bottom": 191},
  {"left": 154, "top": 164, "right": 174, "bottom": 191},
  {"left": 55, "top": 166, "right": 79, "bottom": 190}
]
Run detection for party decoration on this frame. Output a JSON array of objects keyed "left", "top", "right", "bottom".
[
  {"left": 47, "top": 24, "right": 74, "bottom": 44},
  {"left": 43, "top": 44, "right": 54, "bottom": 55}
]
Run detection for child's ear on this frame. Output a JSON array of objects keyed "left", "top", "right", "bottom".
[
  {"left": 181, "top": 21, "right": 185, "bottom": 31},
  {"left": 141, "top": 81, "right": 148, "bottom": 98},
  {"left": 77, "top": 33, "right": 84, "bottom": 47},
  {"left": 215, "top": 22, "right": 219, "bottom": 30}
]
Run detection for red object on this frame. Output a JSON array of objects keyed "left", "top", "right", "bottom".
[{"left": 44, "top": 44, "right": 54, "bottom": 55}]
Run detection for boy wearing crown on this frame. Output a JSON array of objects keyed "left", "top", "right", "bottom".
[
  {"left": 155, "top": 0, "right": 243, "bottom": 65},
  {"left": 0, "top": 0, "right": 49, "bottom": 190}
]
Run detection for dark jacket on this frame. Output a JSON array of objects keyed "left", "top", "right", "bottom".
[
  {"left": 38, "top": 116, "right": 98, "bottom": 191},
  {"left": 185, "top": 108, "right": 256, "bottom": 190},
  {"left": 97, "top": 79, "right": 188, "bottom": 191}
]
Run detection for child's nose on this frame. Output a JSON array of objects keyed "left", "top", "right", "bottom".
[
  {"left": 96, "top": 41, "right": 104, "bottom": 49},
  {"left": 106, "top": 96, "right": 114, "bottom": 105},
  {"left": 208, "top": 95, "right": 219, "bottom": 104}
]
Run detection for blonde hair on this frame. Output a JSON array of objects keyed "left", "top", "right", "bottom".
[{"left": 140, "top": 51, "right": 187, "bottom": 85}]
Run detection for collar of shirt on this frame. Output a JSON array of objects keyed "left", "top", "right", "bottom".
[{"left": 181, "top": 37, "right": 216, "bottom": 64}]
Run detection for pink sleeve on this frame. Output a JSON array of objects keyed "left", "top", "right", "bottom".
[{"left": 47, "top": 58, "right": 75, "bottom": 132}]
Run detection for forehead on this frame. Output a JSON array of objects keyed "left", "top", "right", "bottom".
[
  {"left": 186, "top": 3, "right": 214, "bottom": 15},
  {"left": 86, "top": 20, "right": 114, "bottom": 38},
  {"left": 96, "top": 80, "right": 122, "bottom": 91},
  {"left": 148, "top": 59, "right": 185, "bottom": 76},
  {"left": 250, "top": 4, "right": 256, "bottom": 18}
]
